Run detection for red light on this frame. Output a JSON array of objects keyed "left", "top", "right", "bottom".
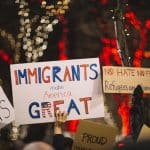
[
  {"left": 133, "top": 59, "right": 141, "bottom": 67},
  {"left": 111, "top": 48, "right": 117, "bottom": 55},
  {"left": 111, "top": 39, "right": 117, "bottom": 47},
  {"left": 101, "top": 0, "right": 108, "bottom": 5},
  {"left": 101, "top": 38, "right": 110, "bottom": 45},
  {"left": 58, "top": 40, "right": 65, "bottom": 50},
  {"left": 0, "top": 49, "right": 13, "bottom": 64},
  {"left": 117, "top": 143, "right": 125, "bottom": 148},
  {"left": 59, "top": 53, "right": 67, "bottom": 60},
  {"left": 118, "top": 103, "right": 131, "bottom": 136},
  {"left": 145, "top": 19, "right": 150, "bottom": 29},
  {"left": 2, "top": 53, "right": 9, "bottom": 61},
  {"left": 65, "top": 120, "right": 79, "bottom": 133},
  {"left": 135, "top": 49, "right": 143, "bottom": 58}
]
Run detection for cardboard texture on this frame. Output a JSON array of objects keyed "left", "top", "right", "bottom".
[
  {"left": 137, "top": 125, "right": 150, "bottom": 142},
  {"left": 72, "top": 120, "right": 118, "bottom": 150},
  {"left": 103, "top": 66, "right": 150, "bottom": 94}
]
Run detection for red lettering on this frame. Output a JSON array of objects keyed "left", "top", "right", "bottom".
[
  {"left": 53, "top": 100, "right": 64, "bottom": 114},
  {"left": 14, "top": 70, "right": 19, "bottom": 85},
  {"left": 80, "top": 97, "right": 92, "bottom": 114},
  {"left": 80, "top": 64, "right": 89, "bottom": 80},
  {"left": 42, "top": 66, "right": 50, "bottom": 83},
  {"left": 64, "top": 66, "right": 72, "bottom": 81},
  {"left": 28, "top": 68, "right": 38, "bottom": 84}
]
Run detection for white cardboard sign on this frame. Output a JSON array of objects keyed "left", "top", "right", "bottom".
[
  {"left": 0, "top": 86, "right": 15, "bottom": 129},
  {"left": 103, "top": 66, "right": 150, "bottom": 93},
  {"left": 10, "top": 58, "right": 104, "bottom": 125}
]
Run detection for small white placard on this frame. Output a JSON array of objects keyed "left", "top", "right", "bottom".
[
  {"left": 103, "top": 66, "right": 150, "bottom": 93},
  {"left": 0, "top": 86, "right": 15, "bottom": 129}
]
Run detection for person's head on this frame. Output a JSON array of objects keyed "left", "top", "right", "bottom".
[{"left": 22, "top": 141, "right": 54, "bottom": 150}]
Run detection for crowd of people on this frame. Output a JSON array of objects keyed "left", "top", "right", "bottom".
[
  {"left": 0, "top": 111, "right": 73, "bottom": 150},
  {"left": 0, "top": 112, "right": 150, "bottom": 150},
  {"left": 0, "top": 85, "right": 150, "bottom": 150}
]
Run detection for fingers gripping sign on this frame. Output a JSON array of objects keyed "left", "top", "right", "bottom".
[{"left": 54, "top": 110, "right": 68, "bottom": 134}]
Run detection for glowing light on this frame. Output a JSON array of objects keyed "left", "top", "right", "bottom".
[
  {"left": 101, "top": 0, "right": 108, "bottom": 5},
  {"left": 15, "top": 0, "right": 70, "bottom": 62},
  {"left": 0, "top": 49, "right": 13, "bottom": 64},
  {"left": 145, "top": 19, "right": 150, "bottom": 29},
  {"left": 144, "top": 51, "right": 150, "bottom": 58}
]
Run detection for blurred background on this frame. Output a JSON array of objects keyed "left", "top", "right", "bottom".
[{"left": 0, "top": 0, "right": 150, "bottom": 139}]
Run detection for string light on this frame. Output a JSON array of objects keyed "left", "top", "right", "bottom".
[
  {"left": 100, "top": 1, "right": 150, "bottom": 137},
  {"left": 0, "top": 29, "right": 16, "bottom": 51},
  {"left": 14, "top": 0, "right": 70, "bottom": 62},
  {"left": 125, "top": 10, "right": 150, "bottom": 67},
  {"left": 112, "top": 1, "right": 131, "bottom": 66}
]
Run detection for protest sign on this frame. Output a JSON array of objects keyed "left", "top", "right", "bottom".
[
  {"left": 102, "top": 66, "right": 150, "bottom": 93},
  {"left": 10, "top": 58, "right": 104, "bottom": 125},
  {"left": 137, "top": 125, "right": 150, "bottom": 142},
  {"left": 0, "top": 86, "right": 15, "bottom": 129},
  {"left": 72, "top": 120, "right": 118, "bottom": 150}
]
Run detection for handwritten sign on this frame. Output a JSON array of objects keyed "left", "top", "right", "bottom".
[
  {"left": 137, "top": 125, "right": 150, "bottom": 142},
  {"left": 72, "top": 120, "right": 118, "bottom": 150},
  {"left": 103, "top": 66, "right": 150, "bottom": 93},
  {"left": 10, "top": 58, "right": 104, "bottom": 125},
  {"left": 0, "top": 86, "right": 15, "bottom": 129}
]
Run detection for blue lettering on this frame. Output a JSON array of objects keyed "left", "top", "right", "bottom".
[
  {"left": 52, "top": 66, "right": 62, "bottom": 82},
  {"left": 18, "top": 69, "right": 28, "bottom": 84},
  {"left": 67, "top": 99, "right": 80, "bottom": 115},
  {"left": 71, "top": 65, "right": 80, "bottom": 81},
  {"left": 38, "top": 67, "right": 42, "bottom": 83},
  {"left": 89, "top": 64, "right": 98, "bottom": 80},
  {"left": 29, "top": 102, "right": 40, "bottom": 119}
]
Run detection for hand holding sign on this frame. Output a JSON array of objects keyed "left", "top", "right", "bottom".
[{"left": 54, "top": 111, "right": 68, "bottom": 134}]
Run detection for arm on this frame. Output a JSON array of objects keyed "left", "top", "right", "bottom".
[
  {"left": 54, "top": 111, "right": 68, "bottom": 135},
  {"left": 53, "top": 111, "right": 68, "bottom": 150}
]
